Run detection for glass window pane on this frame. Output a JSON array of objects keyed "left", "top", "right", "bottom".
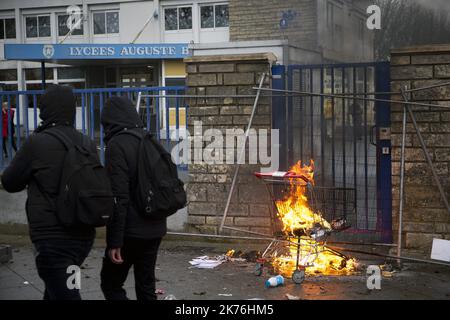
[
  {"left": 25, "top": 17, "right": 38, "bottom": 38},
  {"left": 5, "top": 18, "right": 16, "bottom": 38},
  {"left": 58, "top": 67, "right": 85, "bottom": 80},
  {"left": 58, "top": 15, "right": 69, "bottom": 36},
  {"left": 0, "top": 69, "right": 17, "bottom": 82},
  {"left": 106, "top": 11, "right": 119, "bottom": 33},
  {"left": 165, "top": 8, "right": 178, "bottom": 30},
  {"left": 25, "top": 68, "right": 53, "bottom": 81},
  {"left": 59, "top": 82, "right": 85, "bottom": 90},
  {"left": 0, "top": 20, "right": 4, "bottom": 39},
  {"left": 3, "top": 84, "right": 18, "bottom": 92},
  {"left": 58, "top": 14, "right": 83, "bottom": 36},
  {"left": 179, "top": 7, "right": 192, "bottom": 30},
  {"left": 215, "top": 5, "right": 229, "bottom": 27},
  {"left": 93, "top": 12, "right": 105, "bottom": 34},
  {"left": 38, "top": 16, "right": 51, "bottom": 37},
  {"left": 105, "top": 68, "right": 116, "bottom": 84},
  {"left": 201, "top": 6, "right": 214, "bottom": 28}
]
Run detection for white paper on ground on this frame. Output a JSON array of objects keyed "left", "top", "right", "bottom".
[
  {"left": 189, "top": 255, "right": 226, "bottom": 269},
  {"left": 431, "top": 238, "right": 450, "bottom": 262}
]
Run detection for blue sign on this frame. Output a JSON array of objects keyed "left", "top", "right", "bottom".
[{"left": 4, "top": 43, "right": 191, "bottom": 60}]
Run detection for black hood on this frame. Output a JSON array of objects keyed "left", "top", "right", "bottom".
[
  {"left": 101, "top": 96, "right": 143, "bottom": 142},
  {"left": 37, "top": 85, "right": 76, "bottom": 132}
]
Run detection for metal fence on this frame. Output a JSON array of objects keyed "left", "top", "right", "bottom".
[
  {"left": 0, "top": 86, "right": 187, "bottom": 170},
  {"left": 272, "top": 62, "right": 392, "bottom": 243}
]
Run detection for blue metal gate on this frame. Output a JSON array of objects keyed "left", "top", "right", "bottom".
[{"left": 272, "top": 62, "right": 392, "bottom": 243}]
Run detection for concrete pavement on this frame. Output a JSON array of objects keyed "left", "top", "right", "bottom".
[{"left": 1, "top": 235, "right": 450, "bottom": 300}]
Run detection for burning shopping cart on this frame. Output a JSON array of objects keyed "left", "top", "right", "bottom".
[{"left": 253, "top": 161, "right": 356, "bottom": 284}]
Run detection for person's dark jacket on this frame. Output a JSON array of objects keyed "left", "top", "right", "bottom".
[
  {"left": 101, "top": 96, "right": 167, "bottom": 249},
  {"left": 1, "top": 85, "right": 96, "bottom": 242}
]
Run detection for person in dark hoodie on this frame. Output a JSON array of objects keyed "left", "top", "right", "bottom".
[
  {"left": 1, "top": 85, "right": 97, "bottom": 300},
  {"left": 100, "top": 96, "right": 166, "bottom": 301}
]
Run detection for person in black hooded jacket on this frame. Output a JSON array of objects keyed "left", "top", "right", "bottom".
[
  {"left": 1, "top": 85, "right": 97, "bottom": 300},
  {"left": 100, "top": 96, "right": 166, "bottom": 301}
]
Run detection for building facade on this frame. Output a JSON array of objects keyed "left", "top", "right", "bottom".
[{"left": 0, "top": 0, "right": 374, "bottom": 92}]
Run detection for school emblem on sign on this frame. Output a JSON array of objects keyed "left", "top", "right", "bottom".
[{"left": 42, "top": 45, "right": 55, "bottom": 59}]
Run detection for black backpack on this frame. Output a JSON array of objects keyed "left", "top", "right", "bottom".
[
  {"left": 44, "top": 129, "right": 114, "bottom": 228},
  {"left": 115, "top": 129, "right": 186, "bottom": 220}
]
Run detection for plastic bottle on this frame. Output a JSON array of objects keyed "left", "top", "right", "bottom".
[{"left": 265, "top": 275, "right": 284, "bottom": 288}]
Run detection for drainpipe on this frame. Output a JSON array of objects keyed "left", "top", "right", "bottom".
[{"left": 41, "top": 62, "right": 46, "bottom": 90}]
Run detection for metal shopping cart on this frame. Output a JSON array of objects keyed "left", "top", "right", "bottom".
[{"left": 253, "top": 169, "right": 355, "bottom": 284}]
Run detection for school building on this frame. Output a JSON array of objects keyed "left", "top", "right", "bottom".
[{"left": 0, "top": 0, "right": 374, "bottom": 92}]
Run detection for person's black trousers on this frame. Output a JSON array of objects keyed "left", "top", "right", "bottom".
[
  {"left": 33, "top": 238, "right": 93, "bottom": 300},
  {"left": 100, "top": 237, "right": 162, "bottom": 301}
]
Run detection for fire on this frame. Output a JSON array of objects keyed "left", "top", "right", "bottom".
[{"left": 273, "top": 160, "right": 356, "bottom": 277}]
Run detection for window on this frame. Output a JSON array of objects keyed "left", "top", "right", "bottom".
[
  {"left": 57, "top": 67, "right": 85, "bottom": 80},
  {"left": 215, "top": 4, "right": 229, "bottom": 27},
  {"left": 0, "top": 18, "right": 16, "bottom": 39},
  {"left": 201, "top": 4, "right": 229, "bottom": 28},
  {"left": 57, "top": 14, "right": 83, "bottom": 36},
  {"left": 200, "top": 6, "right": 213, "bottom": 28},
  {"left": 25, "top": 68, "right": 53, "bottom": 81},
  {"left": 25, "top": 15, "right": 51, "bottom": 38},
  {"left": 0, "top": 69, "right": 17, "bottom": 82},
  {"left": 164, "top": 7, "right": 192, "bottom": 31},
  {"left": 93, "top": 11, "right": 119, "bottom": 35}
]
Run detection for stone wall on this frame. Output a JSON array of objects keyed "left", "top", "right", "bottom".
[
  {"left": 229, "top": 0, "right": 318, "bottom": 51},
  {"left": 391, "top": 45, "right": 450, "bottom": 257},
  {"left": 184, "top": 53, "right": 276, "bottom": 235}
]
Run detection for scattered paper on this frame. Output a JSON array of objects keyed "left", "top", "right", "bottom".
[
  {"left": 285, "top": 293, "right": 300, "bottom": 300},
  {"left": 189, "top": 255, "right": 229, "bottom": 269},
  {"left": 382, "top": 271, "right": 396, "bottom": 278},
  {"left": 431, "top": 239, "right": 450, "bottom": 262},
  {"left": 218, "top": 293, "right": 233, "bottom": 297}
]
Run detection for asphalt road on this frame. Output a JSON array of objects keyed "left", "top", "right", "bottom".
[{"left": 1, "top": 236, "right": 450, "bottom": 300}]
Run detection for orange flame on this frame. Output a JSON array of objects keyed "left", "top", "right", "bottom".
[{"left": 273, "top": 160, "right": 356, "bottom": 277}]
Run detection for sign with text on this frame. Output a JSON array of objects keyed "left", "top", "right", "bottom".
[{"left": 4, "top": 43, "right": 191, "bottom": 61}]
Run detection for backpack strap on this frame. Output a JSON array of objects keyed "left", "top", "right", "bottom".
[
  {"left": 114, "top": 128, "right": 146, "bottom": 141},
  {"left": 42, "top": 128, "right": 73, "bottom": 151}
]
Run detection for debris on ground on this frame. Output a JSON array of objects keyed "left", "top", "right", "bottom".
[
  {"left": 218, "top": 293, "right": 233, "bottom": 297},
  {"left": 382, "top": 271, "right": 396, "bottom": 278},
  {"left": 189, "top": 255, "right": 228, "bottom": 269},
  {"left": 265, "top": 275, "right": 284, "bottom": 288},
  {"left": 193, "top": 291, "right": 206, "bottom": 296},
  {"left": 189, "top": 251, "right": 247, "bottom": 269},
  {"left": 226, "top": 249, "right": 260, "bottom": 262},
  {"left": 285, "top": 293, "right": 300, "bottom": 300},
  {"left": 155, "top": 288, "right": 165, "bottom": 295},
  {"left": 380, "top": 263, "right": 394, "bottom": 272},
  {"left": 164, "top": 294, "right": 177, "bottom": 300}
]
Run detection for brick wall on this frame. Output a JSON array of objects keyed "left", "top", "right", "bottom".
[
  {"left": 184, "top": 53, "right": 276, "bottom": 235},
  {"left": 391, "top": 45, "right": 450, "bottom": 258},
  {"left": 229, "top": 0, "right": 318, "bottom": 51}
]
